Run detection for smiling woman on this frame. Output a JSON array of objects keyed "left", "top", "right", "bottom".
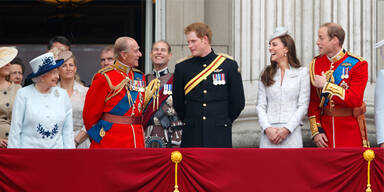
[
  {"left": 256, "top": 27, "right": 310, "bottom": 148},
  {"left": 0, "top": 47, "right": 20, "bottom": 148},
  {"left": 7, "top": 52, "right": 75, "bottom": 149},
  {"left": 57, "top": 50, "right": 90, "bottom": 148}
]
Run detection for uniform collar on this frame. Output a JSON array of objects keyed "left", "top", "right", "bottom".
[
  {"left": 198, "top": 49, "right": 216, "bottom": 63},
  {"left": 113, "top": 60, "right": 131, "bottom": 74},
  {"left": 328, "top": 48, "right": 346, "bottom": 63},
  {"left": 153, "top": 67, "right": 169, "bottom": 78}
]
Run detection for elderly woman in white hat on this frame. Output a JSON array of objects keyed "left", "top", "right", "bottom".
[
  {"left": 8, "top": 52, "right": 75, "bottom": 148},
  {"left": 0, "top": 47, "right": 21, "bottom": 148},
  {"left": 57, "top": 50, "right": 90, "bottom": 148},
  {"left": 256, "top": 27, "right": 310, "bottom": 148}
]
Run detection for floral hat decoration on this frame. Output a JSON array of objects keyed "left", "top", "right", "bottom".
[{"left": 28, "top": 52, "right": 64, "bottom": 78}]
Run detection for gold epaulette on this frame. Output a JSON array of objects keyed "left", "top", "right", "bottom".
[
  {"left": 176, "top": 56, "right": 193, "bottom": 64},
  {"left": 347, "top": 52, "right": 364, "bottom": 61},
  {"left": 132, "top": 68, "right": 143, "bottom": 74},
  {"left": 217, "top": 53, "right": 234, "bottom": 60},
  {"left": 91, "top": 65, "right": 114, "bottom": 82},
  {"left": 98, "top": 65, "right": 114, "bottom": 74}
]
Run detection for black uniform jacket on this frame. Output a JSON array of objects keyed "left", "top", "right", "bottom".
[{"left": 173, "top": 50, "right": 245, "bottom": 147}]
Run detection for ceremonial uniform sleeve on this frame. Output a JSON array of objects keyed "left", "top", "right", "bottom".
[
  {"left": 375, "top": 70, "right": 384, "bottom": 145},
  {"left": 173, "top": 64, "right": 185, "bottom": 121},
  {"left": 255, "top": 80, "right": 272, "bottom": 130},
  {"left": 322, "top": 60, "right": 368, "bottom": 107},
  {"left": 83, "top": 73, "right": 109, "bottom": 131},
  {"left": 62, "top": 90, "right": 75, "bottom": 149},
  {"left": 308, "top": 64, "right": 323, "bottom": 137},
  {"left": 8, "top": 89, "right": 26, "bottom": 148},
  {"left": 228, "top": 61, "right": 245, "bottom": 121},
  {"left": 285, "top": 67, "right": 310, "bottom": 132}
]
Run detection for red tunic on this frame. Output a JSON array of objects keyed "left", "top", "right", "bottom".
[
  {"left": 308, "top": 50, "right": 368, "bottom": 148},
  {"left": 83, "top": 62, "right": 146, "bottom": 148}
]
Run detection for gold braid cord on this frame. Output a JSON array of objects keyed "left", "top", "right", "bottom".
[
  {"left": 144, "top": 78, "right": 161, "bottom": 110},
  {"left": 363, "top": 150, "right": 375, "bottom": 192},
  {"left": 103, "top": 72, "right": 133, "bottom": 106},
  {"left": 171, "top": 151, "right": 182, "bottom": 192}
]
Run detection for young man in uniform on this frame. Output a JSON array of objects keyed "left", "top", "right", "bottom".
[
  {"left": 173, "top": 22, "right": 245, "bottom": 148},
  {"left": 143, "top": 40, "right": 183, "bottom": 148},
  {"left": 309, "top": 23, "right": 368, "bottom": 148}
]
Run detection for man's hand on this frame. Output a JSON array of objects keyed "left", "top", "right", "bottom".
[
  {"left": 314, "top": 133, "right": 328, "bottom": 148},
  {"left": 313, "top": 74, "right": 327, "bottom": 88}
]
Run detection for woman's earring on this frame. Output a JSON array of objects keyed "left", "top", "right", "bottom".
[{"left": 284, "top": 53, "right": 287, "bottom": 57}]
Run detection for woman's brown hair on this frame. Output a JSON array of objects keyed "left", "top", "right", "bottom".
[{"left": 260, "top": 34, "right": 301, "bottom": 86}]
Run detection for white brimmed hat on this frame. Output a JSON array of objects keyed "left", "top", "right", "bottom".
[
  {"left": 28, "top": 52, "right": 64, "bottom": 78},
  {"left": 0, "top": 47, "right": 18, "bottom": 68},
  {"left": 269, "top": 27, "right": 288, "bottom": 42}
]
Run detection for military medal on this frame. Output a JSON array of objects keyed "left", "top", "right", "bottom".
[
  {"left": 340, "top": 81, "right": 349, "bottom": 89},
  {"left": 213, "top": 74, "right": 218, "bottom": 85},
  {"left": 341, "top": 68, "right": 345, "bottom": 79},
  {"left": 220, "top": 73, "right": 226, "bottom": 85},
  {"left": 138, "top": 92, "right": 143, "bottom": 112},
  {"left": 344, "top": 68, "right": 349, "bottom": 79},
  {"left": 138, "top": 80, "right": 145, "bottom": 92},
  {"left": 163, "top": 84, "right": 172, "bottom": 95}
]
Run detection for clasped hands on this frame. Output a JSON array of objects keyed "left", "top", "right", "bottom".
[{"left": 265, "top": 127, "right": 290, "bottom": 145}]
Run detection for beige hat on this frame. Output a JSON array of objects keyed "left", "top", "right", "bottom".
[
  {"left": 0, "top": 47, "right": 18, "bottom": 68},
  {"left": 57, "top": 50, "right": 73, "bottom": 61}
]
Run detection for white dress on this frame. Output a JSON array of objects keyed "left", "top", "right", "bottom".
[
  {"left": 8, "top": 85, "right": 75, "bottom": 149},
  {"left": 58, "top": 82, "right": 90, "bottom": 148},
  {"left": 256, "top": 67, "right": 310, "bottom": 148},
  {"left": 375, "top": 70, "right": 384, "bottom": 145}
]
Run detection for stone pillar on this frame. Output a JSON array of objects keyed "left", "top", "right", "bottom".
[{"left": 232, "top": 0, "right": 379, "bottom": 147}]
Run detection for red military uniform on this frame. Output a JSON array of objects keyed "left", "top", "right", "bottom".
[
  {"left": 83, "top": 61, "right": 146, "bottom": 148},
  {"left": 308, "top": 49, "right": 368, "bottom": 148}
]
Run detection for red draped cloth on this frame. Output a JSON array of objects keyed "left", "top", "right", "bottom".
[{"left": 0, "top": 148, "right": 383, "bottom": 192}]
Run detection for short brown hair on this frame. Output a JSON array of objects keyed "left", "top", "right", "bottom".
[
  {"left": 320, "top": 22, "right": 345, "bottom": 46},
  {"left": 101, "top": 45, "right": 114, "bottom": 54},
  {"left": 184, "top": 22, "right": 212, "bottom": 44},
  {"left": 152, "top": 40, "right": 171, "bottom": 53}
]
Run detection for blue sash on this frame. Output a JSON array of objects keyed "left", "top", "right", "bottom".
[
  {"left": 88, "top": 71, "right": 144, "bottom": 143},
  {"left": 322, "top": 56, "right": 359, "bottom": 107}
]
